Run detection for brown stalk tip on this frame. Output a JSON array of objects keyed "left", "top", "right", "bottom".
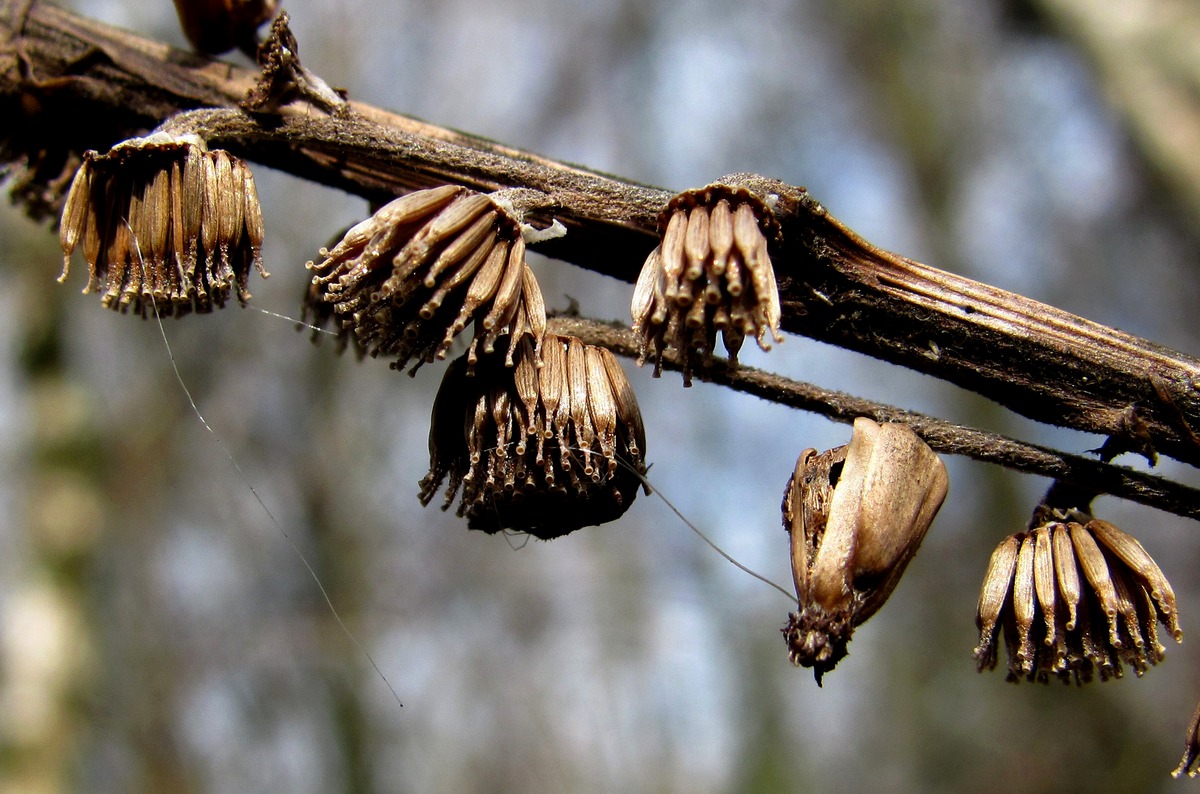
[
  {"left": 632, "top": 182, "right": 783, "bottom": 386},
  {"left": 781, "top": 418, "right": 948, "bottom": 682},
  {"left": 973, "top": 498, "right": 1181, "bottom": 686},
  {"left": 57, "top": 134, "right": 268, "bottom": 318},
  {"left": 418, "top": 334, "right": 647, "bottom": 539},
  {"left": 306, "top": 185, "right": 545, "bottom": 375}
]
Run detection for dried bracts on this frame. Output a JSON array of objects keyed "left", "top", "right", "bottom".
[
  {"left": 782, "top": 418, "right": 948, "bottom": 684},
  {"left": 307, "top": 186, "right": 546, "bottom": 374},
  {"left": 974, "top": 507, "right": 1182, "bottom": 684},
  {"left": 58, "top": 134, "right": 267, "bottom": 316},
  {"left": 419, "top": 334, "right": 647, "bottom": 539},
  {"left": 632, "top": 182, "right": 783, "bottom": 385}
]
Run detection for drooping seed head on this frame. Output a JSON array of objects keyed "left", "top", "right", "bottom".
[
  {"left": 972, "top": 496, "right": 1182, "bottom": 685},
  {"left": 419, "top": 335, "right": 648, "bottom": 539},
  {"left": 57, "top": 134, "right": 268, "bottom": 317},
  {"left": 306, "top": 186, "right": 546, "bottom": 375},
  {"left": 632, "top": 182, "right": 783, "bottom": 385}
]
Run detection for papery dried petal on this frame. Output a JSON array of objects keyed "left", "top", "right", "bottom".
[
  {"left": 974, "top": 534, "right": 1019, "bottom": 672},
  {"left": 1088, "top": 518, "right": 1182, "bottom": 640},
  {"left": 1175, "top": 700, "right": 1200, "bottom": 779}
]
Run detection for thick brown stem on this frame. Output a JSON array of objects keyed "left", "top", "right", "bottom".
[{"left": 3, "top": 3, "right": 1200, "bottom": 496}]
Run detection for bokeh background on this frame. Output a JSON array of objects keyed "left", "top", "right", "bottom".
[{"left": 4, "top": 0, "right": 1200, "bottom": 791}]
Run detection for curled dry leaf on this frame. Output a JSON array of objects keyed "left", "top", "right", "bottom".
[{"left": 781, "top": 417, "right": 949, "bottom": 684}]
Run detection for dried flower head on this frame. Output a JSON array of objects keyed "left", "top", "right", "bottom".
[
  {"left": 1174, "top": 700, "right": 1200, "bottom": 778},
  {"left": 419, "top": 334, "right": 647, "bottom": 539},
  {"left": 631, "top": 183, "right": 783, "bottom": 385},
  {"left": 973, "top": 505, "right": 1182, "bottom": 684},
  {"left": 58, "top": 133, "right": 267, "bottom": 316},
  {"left": 782, "top": 418, "right": 948, "bottom": 684},
  {"left": 172, "top": 0, "right": 277, "bottom": 55},
  {"left": 307, "top": 186, "right": 546, "bottom": 374}
]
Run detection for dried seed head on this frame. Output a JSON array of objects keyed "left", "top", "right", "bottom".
[
  {"left": 973, "top": 504, "right": 1182, "bottom": 685},
  {"left": 632, "top": 183, "right": 783, "bottom": 385},
  {"left": 781, "top": 418, "right": 948, "bottom": 684},
  {"left": 58, "top": 134, "right": 268, "bottom": 317},
  {"left": 418, "top": 335, "right": 648, "bottom": 539},
  {"left": 306, "top": 186, "right": 546, "bottom": 374},
  {"left": 172, "top": 0, "right": 277, "bottom": 55},
  {"left": 1175, "top": 700, "right": 1200, "bottom": 778}
]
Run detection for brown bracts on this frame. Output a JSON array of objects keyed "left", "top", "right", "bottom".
[
  {"left": 306, "top": 186, "right": 545, "bottom": 374},
  {"left": 58, "top": 133, "right": 267, "bottom": 316},
  {"left": 419, "top": 334, "right": 647, "bottom": 539},
  {"left": 782, "top": 418, "right": 948, "bottom": 684}
]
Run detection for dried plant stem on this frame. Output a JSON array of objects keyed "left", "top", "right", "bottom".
[
  {"left": 547, "top": 316, "right": 1200, "bottom": 522},
  {"left": 4, "top": 3, "right": 1200, "bottom": 506}
]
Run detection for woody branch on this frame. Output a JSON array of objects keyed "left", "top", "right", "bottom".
[{"left": 4, "top": 2, "right": 1200, "bottom": 515}]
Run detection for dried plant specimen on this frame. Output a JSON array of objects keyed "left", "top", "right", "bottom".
[
  {"left": 974, "top": 509, "right": 1182, "bottom": 685},
  {"left": 58, "top": 133, "right": 267, "bottom": 317},
  {"left": 782, "top": 418, "right": 949, "bottom": 683},
  {"left": 419, "top": 334, "right": 647, "bottom": 539},
  {"left": 172, "top": 0, "right": 276, "bottom": 55},
  {"left": 1175, "top": 700, "right": 1200, "bottom": 778},
  {"left": 307, "top": 185, "right": 546, "bottom": 374},
  {"left": 632, "top": 182, "right": 783, "bottom": 385}
]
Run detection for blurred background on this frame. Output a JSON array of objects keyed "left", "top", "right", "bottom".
[{"left": 3, "top": 0, "right": 1200, "bottom": 791}]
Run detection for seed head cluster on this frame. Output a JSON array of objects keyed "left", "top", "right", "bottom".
[
  {"left": 419, "top": 334, "right": 648, "bottom": 539},
  {"left": 974, "top": 511, "right": 1182, "bottom": 684},
  {"left": 58, "top": 134, "right": 267, "bottom": 316},
  {"left": 307, "top": 185, "right": 545, "bottom": 374},
  {"left": 632, "top": 183, "right": 783, "bottom": 384}
]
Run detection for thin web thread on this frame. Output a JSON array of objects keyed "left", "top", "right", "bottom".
[
  {"left": 128, "top": 230, "right": 403, "bottom": 709},
  {"left": 254, "top": 302, "right": 795, "bottom": 602},
  {"left": 468, "top": 439, "right": 796, "bottom": 603},
  {"left": 251, "top": 302, "right": 793, "bottom": 603}
]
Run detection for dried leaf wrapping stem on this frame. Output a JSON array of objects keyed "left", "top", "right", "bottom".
[{"left": 6, "top": 4, "right": 1200, "bottom": 484}]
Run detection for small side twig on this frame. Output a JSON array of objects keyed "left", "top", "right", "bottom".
[{"left": 548, "top": 315, "right": 1200, "bottom": 522}]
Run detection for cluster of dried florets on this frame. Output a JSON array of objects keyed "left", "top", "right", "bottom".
[
  {"left": 632, "top": 183, "right": 783, "bottom": 384},
  {"left": 58, "top": 134, "right": 267, "bottom": 316},
  {"left": 419, "top": 334, "right": 648, "bottom": 539},
  {"left": 306, "top": 185, "right": 545, "bottom": 374},
  {"left": 974, "top": 509, "right": 1182, "bottom": 684},
  {"left": 781, "top": 418, "right": 949, "bottom": 684}
]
